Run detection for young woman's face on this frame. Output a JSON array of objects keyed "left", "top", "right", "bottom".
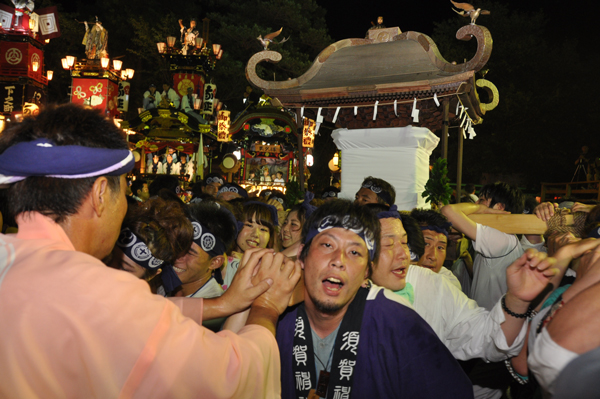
[
  {"left": 281, "top": 210, "right": 302, "bottom": 248},
  {"left": 236, "top": 213, "right": 271, "bottom": 252}
]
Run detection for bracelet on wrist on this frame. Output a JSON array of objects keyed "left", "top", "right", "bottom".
[
  {"left": 501, "top": 295, "right": 531, "bottom": 319},
  {"left": 504, "top": 359, "right": 528, "bottom": 385}
]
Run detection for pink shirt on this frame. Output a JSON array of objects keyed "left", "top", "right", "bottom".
[{"left": 0, "top": 212, "right": 280, "bottom": 398}]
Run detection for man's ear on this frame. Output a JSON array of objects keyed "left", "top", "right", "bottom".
[
  {"left": 297, "top": 244, "right": 305, "bottom": 270},
  {"left": 90, "top": 176, "right": 109, "bottom": 218},
  {"left": 208, "top": 255, "right": 225, "bottom": 270}
]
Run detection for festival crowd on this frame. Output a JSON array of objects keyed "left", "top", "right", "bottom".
[{"left": 1, "top": 104, "right": 599, "bottom": 398}]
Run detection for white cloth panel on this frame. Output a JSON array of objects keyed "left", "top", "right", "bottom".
[{"left": 331, "top": 126, "right": 439, "bottom": 210}]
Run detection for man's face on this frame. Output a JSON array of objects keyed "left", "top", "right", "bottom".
[
  {"left": 173, "top": 242, "right": 212, "bottom": 285},
  {"left": 354, "top": 187, "right": 379, "bottom": 205},
  {"left": 153, "top": 155, "right": 159, "bottom": 163},
  {"left": 138, "top": 183, "right": 150, "bottom": 201},
  {"left": 477, "top": 196, "right": 504, "bottom": 211},
  {"left": 166, "top": 155, "right": 173, "bottom": 164},
  {"left": 203, "top": 181, "right": 222, "bottom": 197},
  {"left": 163, "top": 84, "right": 169, "bottom": 92},
  {"left": 371, "top": 218, "right": 409, "bottom": 291},
  {"left": 190, "top": 20, "right": 196, "bottom": 29},
  {"left": 418, "top": 229, "right": 447, "bottom": 273},
  {"left": 378, "top": 17, "right": 383, "bottom": 24},
  {"left": 149, "top": 87, "right": 156, "bottom": 94},
  {"left": 100, "top": 175, "right": 128, "bottom": 259},
  {"left": 302, "top": 227, "right": 370, "bottom": 315}
]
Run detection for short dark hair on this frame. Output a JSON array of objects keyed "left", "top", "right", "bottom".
[
  {"left": 0, "top": 104, "right": 127, "bottom": 223},
  {"left": 410, "top": 208, "right": 449, "bottom": 229},
  {"left": 399, "top": 212, "right": 425, "bottom": 259},
  {"left": 360, "top": 176, "right": 396, "bottom": 206},
  {"left": 479, "top": 182, "right": 524, "bottom": 214},
  {"left": 186, "top": 201, "right": 238, "bottom": 255},
  {"left": 131, "top": 179, "right": 147, "bottom": 196},
  {"left": 299, "top": 199, "right": 381, "bottom": 277}
]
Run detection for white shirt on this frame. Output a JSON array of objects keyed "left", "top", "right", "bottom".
[
  {"left": 471, "top": 224, "right": 523, "bottom": 311},
  {"left": 143, "top": 90, "right": 162, "bottom": 103},
  {"left": 163, "top": 88, "right": 180, "bottom": 109},
  {"left": 181, "top": 94, "right": 194, "bottom": 112},
  {"left": 438, "top": 266, "right": 462, "bottom": 290},
  {"left": 406, "top": 265, "right": 526, "bottom": 361}
]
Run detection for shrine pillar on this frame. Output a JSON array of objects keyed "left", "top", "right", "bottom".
[{"left": 332, "top": 126, "right": 439, "bottom": 210}]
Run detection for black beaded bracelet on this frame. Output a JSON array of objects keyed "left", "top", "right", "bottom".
[{"left": 501, "top": 295, "right": 531, "bottom": 319}]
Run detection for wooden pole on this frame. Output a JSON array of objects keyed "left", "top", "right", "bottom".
[
  {"left": 469, "top": 214, "right": 574, "bottom": 235},
  {"left": 196, "top": 133, "right": 204, "bottom": 182},
  {"left": 456, "top": 127, "right": 464, "bottom": 202},
  {"left": 442, "top": 99, "right": 449, "bottom": 160},
  {"left": 296, "top": 109, "right": 305, "bottom": 193}
]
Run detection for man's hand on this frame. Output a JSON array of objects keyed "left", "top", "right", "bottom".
[
  {"left": 506, "top": 249, "right": 558, "bottom": 308},
  {"left": 572, "top": 202, "right": 594, "bottom": 213},
  {"left": 218, "top": 248, "right": 277, "bottom": 315},
  {"left": 250, "top": 251, "right": 301, "bottom": 316},
  {"left": 546, "top": 232, "right": 580, "bottom": 257},
  {"left": 534, "top": 202, "right": 558, "bottom": 222}
]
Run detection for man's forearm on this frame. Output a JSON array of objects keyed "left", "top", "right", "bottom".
[
  {"left": 246, "top": 306, "right": 279, "bottom": 336},
  {"left": 500, "top": 292, "right": 530, "bottom": 346}
]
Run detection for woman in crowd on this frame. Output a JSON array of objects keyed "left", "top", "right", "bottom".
[
  {"left": 280, "top": 192, "right": 317, "bottom": 260},
  {"left": 221, "top": 201, "right": 279, "bottom": 290},
  {"left": 107, "top": 197, "right": 193, "bottom": 294}
]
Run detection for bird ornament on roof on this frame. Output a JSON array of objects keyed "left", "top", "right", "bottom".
[
  {"left": 257, "top": 27, "right": 289, "bottom": 50},
  {"left": 450, "top": 1, "right": 490, "bottom": 25}
]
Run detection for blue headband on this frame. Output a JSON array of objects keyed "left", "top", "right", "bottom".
[
  {"left": 245, "top": 201, "right": 279, "bottom": 226},
  {"left": 205, "top": 176, "right": 224, "bottom": 185},
  {"left": 218, "top": 183, "right": 248, "bottom": 198},
  {"left": 420, "top": 223, "right": 452, "bottom": 239},
  {"left": 191, "top": 220, "right": 228, "bottom": 258},
  {"left": 301, "top": 192, "right": 317, "bottom": 219},
  {"left": 116, "top": 228, "right": 181, "bottom": 293},
  {"left": 376, "top": 205, "right": 401, "bottom": 220},
  {"left": 362, "top": 180, "right": 393, "bottom": 206},
  {"left": 0, "top": 138, "right": 134, "bottom": 185},
  {"left": 305, "top": 214, "right": 377, "bottom": 260}
]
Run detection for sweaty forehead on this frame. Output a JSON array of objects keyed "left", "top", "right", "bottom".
[
  {"left": 380, "top": 218, "right": 405, "bottom": 237},
  {"left": 422, "top": 229, "right": 447, "bottom": 243},
  {"left": 316, "top": 228, "right": 366, "bottom": 248}
]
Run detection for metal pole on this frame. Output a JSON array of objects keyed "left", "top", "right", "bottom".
[
  {"left": 196, "top": 133, "right": 204, "bottom": 182},
  {"left": 442, "top": 99, "right": 449, "bottom": 160},
  {"left": 296, "top": 109, "right": 305, "bottom": 193},
  {"left": 457, "top": 127, "right": 464, "bottom": 202}
]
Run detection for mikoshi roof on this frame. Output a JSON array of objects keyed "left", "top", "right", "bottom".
[{"left": 246, "top": 25, "right": 499, "bottom": 131}]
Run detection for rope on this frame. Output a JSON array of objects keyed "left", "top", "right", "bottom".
[{"left": 545, "top": 209, "right": 587, "bottom": 238}]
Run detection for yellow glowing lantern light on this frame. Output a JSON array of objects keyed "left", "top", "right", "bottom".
[
  {"left": 333, "top": 152, "right": 339, "bottom": 166},
  {"left": 166, "top": 36, "right": 176, "bottom": 48},
  {"left": 212, "top": 43, "right": 221, "bottom": 55},
  {"left": 101, "top": 57, "right": 109, "bottom": 69},
  {"left": 156, "top": 42, "right": 166, "bottom": 53},
  {"left": 217, "top": 110, "right": 231, "bottom": 142},
  {"left": 113, "top": 60, "right": 123, "bottom": 71},
  {"left": 216, "top": 49, "right": 223, "bottom": 60},
  {"left": 45, "top": 39, "right": 50, "bottom": 44},
  {"left": 29, "top": 18, "right": 35, "bottom": 30},
  {"left": 66, "top": 56, "right": 75, "bottom": 68},
  {"left": 195, "top": 37, "right": 204, "bottom": 48},
  {"left": 61, "top": 58, "right": 69, "bottom": 70},
  {"left": 47, "top": 70, "right": 53, "bottom": 80},
  {"left": 120, "top": 70, "right": 127, "bottom": 80},
  {"left": 32, "top": 61, "right": 39, "bottom": 72},
  {"left": 126, "top": 69, "right": 135, "bottom": 79},
  {"left": 302, "top": 118, "right": 316, "bottom": 148}
]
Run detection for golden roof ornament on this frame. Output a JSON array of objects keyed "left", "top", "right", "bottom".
[
  {"left": 257, "top": 27, "right": 289, "bottom": 50},
  {"left": 450, "top": 1, "right": 490, "bottom": 25}
]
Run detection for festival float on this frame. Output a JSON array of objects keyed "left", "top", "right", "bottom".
[
  {"left": 0, "top": 2, "right": 59, "bottom": 129},
  {"left": 120, "top": 17, "right": 223, "bottom": 184},
  {"left": 246, "top": 15, "right": 499, "bottom": 208}
]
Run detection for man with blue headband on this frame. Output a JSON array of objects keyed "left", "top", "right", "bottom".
[
  {"left": 277, "top": 200, "right": 473, "bottom": 399},
  {"left": 0, "top": 104, "right": 301, "bottom": 398}
]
